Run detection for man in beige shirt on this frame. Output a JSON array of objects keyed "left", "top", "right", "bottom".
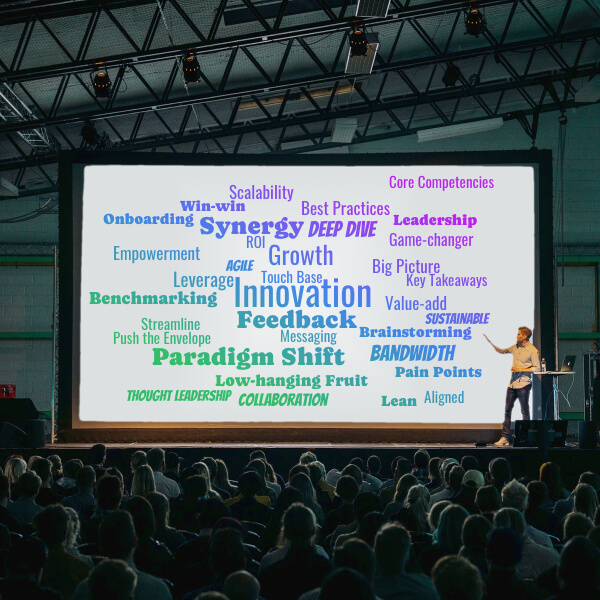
[{"left": 485, "top": 326, "right": 540, "bottom": 446}]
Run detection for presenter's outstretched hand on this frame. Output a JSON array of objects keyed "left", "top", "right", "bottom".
[{"left": 484, "top": 334, "right": 499, "bottom": 351}]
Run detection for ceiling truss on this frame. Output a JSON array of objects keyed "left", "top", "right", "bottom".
[{"left": 0, "top": 0, "right": 597, "bottom": 197}]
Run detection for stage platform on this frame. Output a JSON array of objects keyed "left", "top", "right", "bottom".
[{"left": 3, "top": 441, "right": 597, "bottom": 491}]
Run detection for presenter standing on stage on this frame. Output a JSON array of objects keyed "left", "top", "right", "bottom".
[{"left": 485, "top": 327, "right": 540, "bottom": 446}]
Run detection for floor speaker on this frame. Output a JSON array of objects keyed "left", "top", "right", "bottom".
[
  {"left": 0, "top": 398, "right": 38, "bottom": 431},
  {"left": 513, "top": 420, "right": 568, "bottom": 448},
  {"left": 25, "top": 419, "right": 45, "bottom": 448},
  {"left": 579, "top": 421, "right": 597, "bottom": 449},
  {"left": 0, "top": 422, "right": 27, "bottom": 448}
]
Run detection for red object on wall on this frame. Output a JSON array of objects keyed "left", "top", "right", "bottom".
[{"left": 0, "top": 385, "right": 16, "bottom": 399}]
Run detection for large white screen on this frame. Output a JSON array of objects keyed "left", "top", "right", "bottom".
[{"left": 78, "top": 163, "right": 535, "bottom": 424}]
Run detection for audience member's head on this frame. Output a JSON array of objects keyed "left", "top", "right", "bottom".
[
  {"left": 525, "top": 480, "right": 550, "bottom": 514},
  {"left": 461, "top": 455, "right": 479, "bottom": 472},
  {"left": 238, "top": 471, "right": 261, "bottom": 498},
  {"left": 462, "top": 514, "right": 492, "bottom": 553},
  {"left": 146, "top": 491, "right": 170, "bottom": 531},
  {"left": 210, "top": 528, "right": 246, "bottom": 581},
  {"left": 4, "top": 457, "right": 26, "bottom": 490},
  {"left": 357, "top": 512, "right": 386, "bottom": 548},
  {"left": 130, "top": 450, "right": 147, "bottom": 472},
  {"left": 563, "top": 512, "right": 594, "bottom": 542},
  {"left": 18, "top": 471, "right": 41, "bottom": 499},
  {"left": 34, "top": 504, "right": 69, "bottom": 546},
  {"left": 88, "top": 443, "right": 107, "bottom": 466},
  {"left": 486, "top": 527, "right": 523, "bottom": 569},
  {"left": 288, "top": 463, "right": 310, "bottom": 483},
  {"left": 7, "top": 535, "right": 47, "bottom": 579},
  {"left": 48, "top": 454, "right": 62, "bottom": 481},
  {"left": 539, "top": 461, "right": 565, "bottom": 502},
  {"left": 123, "top": 495, "right": 155, "bottom": 541},
  {"left": 394, "top": 458, "right": 413, "bottom": 480},
  {"left": 165, "top": 452, "right": 181, "bottom": 473},
  {"left": 319, "top": 568, "right": 375, "bottom": 600},
  {"left": 429, "top": 500, "right": 452, "bottom": 531},
  {"left": 89, "top": 559, "right": 137, "bottom": 600},
  {"left": 433, "top": 555, "right": 483, "bottom": 600},
  {"left": 289, "top": 472, "right": 318, "bottom": 510},
  {"left": 573, "top": 482, "right": 599, "bottom": 521},
  {"left": 282, "top": 503, "right": 317, "bottom": 549},
  {"left": 448, "top": 466, "right": 466, "bottom": 492},
  {"left": 588, "top": 525, "right": 600, "bottom": 549},
  {"left": 374, "top": 523, "right": 411, "bottom": 576},
  {"left": 183, "top": 474, "right": 208, "bottom": 500},
  {"left": 475, "top": 485, "right": 501, "bottom": 515},
  {"left": 63, "top": 458, "right": 83, "bottom": 481},
  {"left": 222, "top": 570, "right": 260, "bottom": 600},
  {"left": 392, "top": 473, "right": 418, "bottom": 504},
  {"left": 341, "top": 464, "right": 363, "bottom": 488},
  {"left": 578, "top": 471, "right": 600, "bottom": 493},
  {"left": 335, "top": 475, "right": 360, "bottom": 505},
  {"left": 557, "top": 536, "right": 600, "bottom": 593},
  {"left": 501, "top": 479, "right": 528, "bottom": 513},
  {"left": 131, "top": 464, "right": 156, "bottom": 497},
  {"left": 403, "top": 485, "right": 430, "bottom": 531},
  {"left": 428, "top": 457, "right": 441, "bottom": 483},
  {"left": 493, "top": 507, "right": 527, "bottom": 537},
  {"left": 414, "top": 449, "right": 430, "bottom": 469},
  {"left": 201, "top": 457, "right": 218, "bottom": 480},
  {"left": 353, "top": 492, "right": 382, "bottom": 524},
  {"left": 64, "top": 506, "right": 82, "bottom": 549},
  {"left": 76, "top": 465, "right": 96, "bottom": 492},
  {"left": 146, "top": 447, "right": 166, "bottom": 472},
  {"left": 489, "top": 458, "right": 511, "bottom": 489},
  {"left": 96, "top": 474, "right": 123, "bottom": 510},
  {"left": 367, "top": 455, "right": 381, "bottom": 476},
  {"left": 436, "top": 505, "right": 469, "bottom": 553},
  {"left": 334, "top": 538, "right": 376, "bottom": 582},
  {"left": 99, "top": 510, "right": 137, "bottom": 559},
  {"left": 349, "top": 457, "right": 364, "bottom": 472},
  {"left": 31, "top": 457, "right": 52, "bottom": 487},
  {"left": 299, "top": 451, "right": 317, "bottom": 465}
]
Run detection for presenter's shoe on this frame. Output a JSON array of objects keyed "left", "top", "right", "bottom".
[{"left": 494, "top": 437, "right": 510, "bottom": 446}]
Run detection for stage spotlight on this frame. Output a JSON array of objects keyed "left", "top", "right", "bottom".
[
  {"left": 349, "top": 29, "right": 368, "bottom": 57},
  {"left": 183, "top": 53, "right": 200, "bottom": 83},
  {"left": 465, "top": 6, "right": 485, "bottom": 37},
  {"left": 468, "top": 73, "right": 480, "bottom": 86},
  {"left": 92, "top": 70, "right": 112, "bottom": 98},
  {"left": 442, "top": 62, "right": 461, "bottom": 87}
]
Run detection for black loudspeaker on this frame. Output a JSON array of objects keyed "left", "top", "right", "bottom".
[
  {"left": 25, "top": 419, "right": 46, "bottom": 449},
  {"left": 0, "top": 398, "right": 38, "bottom": 432},
  {"left": 579, "top": 421, "right": 597, "bottom": 449},
  {"left": 0, "top": 422, "right": 28, "bottom": 448},
  {"left": 513, "top": 420, "right": 568, "bottom": 448}
]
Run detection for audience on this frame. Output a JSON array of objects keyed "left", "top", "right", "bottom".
[{"left": 0, "top": 443, "right": 596, "bottom": 600}]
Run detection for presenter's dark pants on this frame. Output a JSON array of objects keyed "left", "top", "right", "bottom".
[{"left": 502, "top": 385, "right": 531, "bottom": 439}]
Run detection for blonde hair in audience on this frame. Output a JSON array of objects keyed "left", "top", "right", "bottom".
[{"left": 131, "top": 465, "right": 156, "bottom": 497}]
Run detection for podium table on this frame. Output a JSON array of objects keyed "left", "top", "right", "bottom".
[{"left": 535, "top": 371, "right": 576, "bottom": 420}]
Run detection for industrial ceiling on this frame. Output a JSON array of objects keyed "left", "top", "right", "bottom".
[{"left": 0, "top": 0, "right": 598, "bottom": 201}]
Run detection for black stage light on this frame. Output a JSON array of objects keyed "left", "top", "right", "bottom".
[
  {"left": 442, "top": 62, "right": 461, "bottom": 87},
  {"left": 465, "top": 7, "right": 485, "bottom": 36},
  {"left": 92, "top": 70, "right": 112, "bottom": 98},
  {"left": 349, "top": 29, "right": 368, "bottom": 57},
  {"left": 183, "top": 53, "right": 200, "bottom": 83}
]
